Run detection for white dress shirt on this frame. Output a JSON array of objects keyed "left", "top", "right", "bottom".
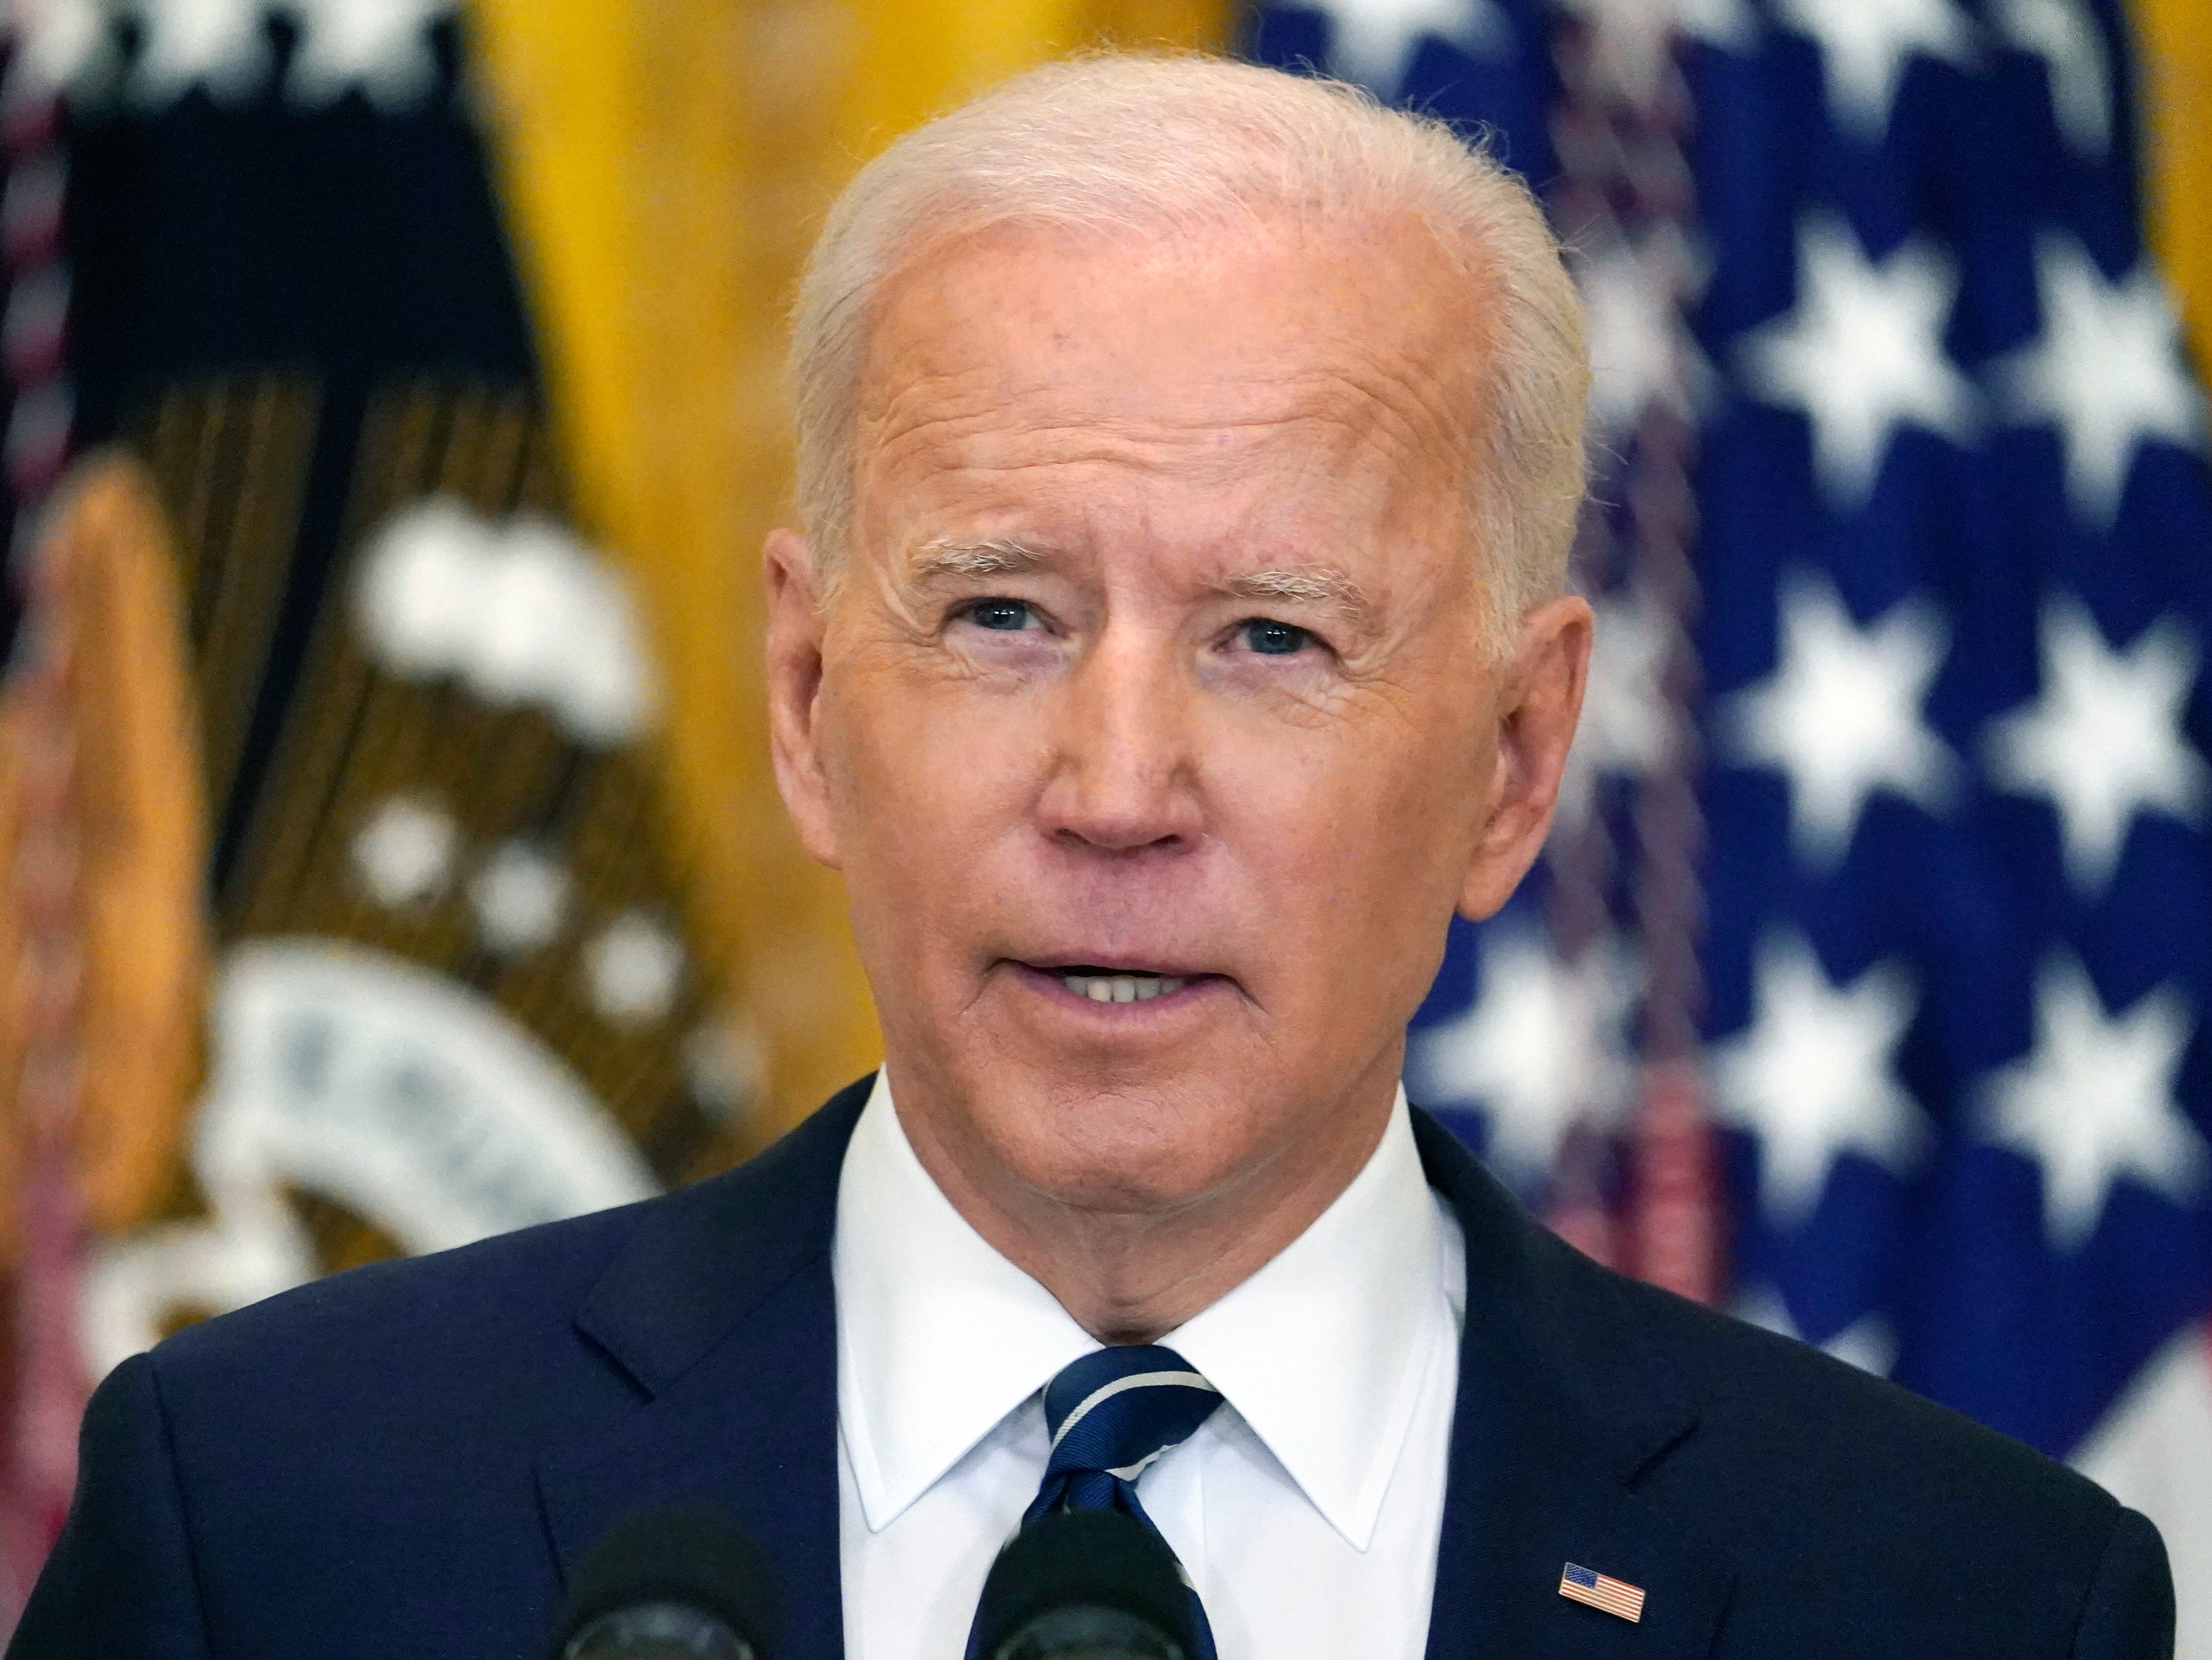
[{"left": 833, "top": 1071, "right": 1467, "bottom": 1660}]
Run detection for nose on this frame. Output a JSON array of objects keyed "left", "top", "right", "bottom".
[{"left": 1034, "top": 626, "right": 1204, "bottom": 855}]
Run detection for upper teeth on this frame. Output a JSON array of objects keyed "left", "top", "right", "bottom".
[{"left": 1061, "top": 973, "right": 1187, "bottom": 1004}]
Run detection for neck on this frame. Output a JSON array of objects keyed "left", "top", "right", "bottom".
[{"left": 891, "top": 1060, "right": 1402, "bottom": 1343}]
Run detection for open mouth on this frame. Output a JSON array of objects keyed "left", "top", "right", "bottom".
[{"left": 1040, "top": 964, "right": 1193, "bottom": 1004}]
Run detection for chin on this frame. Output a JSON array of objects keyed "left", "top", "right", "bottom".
[{"left": 986, "top": 1073, "right": 1258, "bottom": 1216}]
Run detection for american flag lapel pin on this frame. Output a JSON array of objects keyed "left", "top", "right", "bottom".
[{"left": 1559, "top": 1561, "right": 1646, "bottom": 1623}]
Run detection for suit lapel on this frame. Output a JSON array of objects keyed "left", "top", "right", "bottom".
[
  {"left": 1416, "top": 1112, "right": 1735, "bottom": 1660},
  {"left": 535, "top": 1076, "right": 874, "bottom": 1660},
  {"left": 535, "top": 1084, "right": 1733, "bottom": 1660}
]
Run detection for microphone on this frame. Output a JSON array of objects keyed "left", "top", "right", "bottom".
[
  {"left": 970, "top": 1509, "right": 1197, "bottom": 1660},
  {"left": 552, "top": 1505, "right": 779, "bottom": 1660}
]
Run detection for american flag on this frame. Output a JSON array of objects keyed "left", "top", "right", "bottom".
[
  {"left": 1242, "top": 0, "right": 2212, "bottom": 1650},
  {"left": 1560, "top": 1560, "right": 1647, "bottom": 1622}
]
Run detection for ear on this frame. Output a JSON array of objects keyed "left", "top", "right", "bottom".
[
  {"left": 763, "top": 526, "right": 843, "bottom": 869},
  {"left": 1457, "top": 594, "right": 1594, "bottom": 920}
]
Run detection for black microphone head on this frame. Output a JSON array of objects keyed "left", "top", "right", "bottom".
[
  {"left": 553, "top": 1504, "right": 778, "bottom": 1660},
  {"left": 971, "top": 1509, "right": 1195, "bottom": 1660}
]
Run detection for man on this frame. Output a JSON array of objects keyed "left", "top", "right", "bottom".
[{"left": 13, "top": 54, "right": 2172, "bottom": 1660}]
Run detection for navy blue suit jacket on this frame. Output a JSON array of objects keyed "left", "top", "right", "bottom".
[{"left": 12, "top": 1077, "right": 2174, "bottom": 1658}]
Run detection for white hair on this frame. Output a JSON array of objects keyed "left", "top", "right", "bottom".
[{"left": 789, "top": 53, "right": 1589, "bottom": 654}]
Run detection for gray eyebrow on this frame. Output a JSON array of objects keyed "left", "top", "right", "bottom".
[
  {"left": 909, "top": 538, "right": 1049, "bottom": 581},
  {"left": 907, "top": 547, "right": 1375, "bottom": 626},
  {"left": 1218, "top": 567, "right": 1372, "bottom": 619}
]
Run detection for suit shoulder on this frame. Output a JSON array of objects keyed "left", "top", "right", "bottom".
[
  {"left": 1595, "top": 1270, "right": 2176, "bottom": 1652},
  {"left": 147, "top": 1172, "right": 715, "bottom": 1400},
  {"left": 1606, "top": 1261, "right": 2120, "bottom": 1527},
  {"left": 142, "top": 1087, "right": 861, "bottom": 1438}
]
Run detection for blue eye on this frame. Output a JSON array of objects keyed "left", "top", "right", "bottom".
[
  {"left": 1240, "top": 618, "right": 1310, "bottom": 656},
  {"left": 965, "top": 598, "right": 1033, "bottom": 631}
]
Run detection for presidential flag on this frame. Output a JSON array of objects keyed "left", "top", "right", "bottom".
[
  {"left": 1242, "top": 0, "right": 2212, "bottom": 1649},
  {"left": 0, "top": 0, "right": 772, "bottom": 1618}
]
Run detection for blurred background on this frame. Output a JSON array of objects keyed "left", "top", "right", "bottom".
[{"left": 0, "top": 0, "right": 2203, "bottom": 1644}]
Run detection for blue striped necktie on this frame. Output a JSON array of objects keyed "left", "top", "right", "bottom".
[{"left": 968, "top": 1344, "right": 1223, "bottom": 1660}]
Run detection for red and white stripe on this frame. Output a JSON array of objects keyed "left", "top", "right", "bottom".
[
  {"left": 1560, "top": 1562, "right": 1648, "bottom": 1623},
  {"left": 1542, "top": 0, "right": 1724, "bottom": 1306}
]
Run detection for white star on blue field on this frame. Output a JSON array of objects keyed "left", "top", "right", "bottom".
[{"left": 1248, "top": 0, "right": 2212, "bottom": 1470}]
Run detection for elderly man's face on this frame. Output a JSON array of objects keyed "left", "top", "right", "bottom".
[{"left": 767, "top": 217, "right": 1586, "bottom": 1222}]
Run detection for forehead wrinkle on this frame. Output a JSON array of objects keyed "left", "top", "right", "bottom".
[
  {"left": 865, "top": 348, "right": 1459, "bottom": 456},
  {"left": 866, "top": 404, "right": 1441, "bottom": 511},
  {"left": 855, "top": 215, "right": 1487, "bottom": 476}
]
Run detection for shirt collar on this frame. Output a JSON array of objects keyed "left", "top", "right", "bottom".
[
  {"left": 1159, "top": 1083, "right": 1452, "bottom": 1550},
  {"left": 832, "top": 1072, "right": 1454, "bottom": 1550},
  {"left": 834, "top": 1072, "right": 1095, "bottom": 1533}
]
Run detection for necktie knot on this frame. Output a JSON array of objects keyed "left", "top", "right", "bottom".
[
  {"left": 972, "top": 1346, "right": 1223, "bottom": 1660},
  {"left": 1033, "top": 1345, "right": 1221, "bottom": 1514}
]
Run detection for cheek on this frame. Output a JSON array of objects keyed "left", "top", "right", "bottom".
[
  {"left": 1201, "top": 703, "right": 1484, "bottom": 923},
  {"left": 1213, "top": 679, "right": 1480, "bottom": 818},
  {"left": 819, "top": 661, "right": 1041, "bottom": 875}
]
